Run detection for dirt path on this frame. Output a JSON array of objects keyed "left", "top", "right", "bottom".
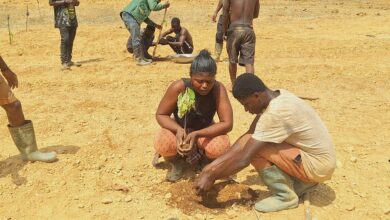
[{"left": 0, "top": 0, "right": 389, "bottom": 219}]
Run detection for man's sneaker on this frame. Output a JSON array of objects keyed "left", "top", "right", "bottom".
[
  {"left": 61, "top": 63, "right": 71, "bottom": 71},
  {"left": 136, "top": 59, "right": 152, "bottom": 66},
  {"left": 68, "top": 61, "right": 82, "bottom": 67}
]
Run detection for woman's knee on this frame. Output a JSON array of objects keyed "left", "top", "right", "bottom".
[
  {"left": 154, "top": 128, "right": 177, "bottom": 157},
  {"left": 199, "top": 135, "right": 230, "bottom": 159}
]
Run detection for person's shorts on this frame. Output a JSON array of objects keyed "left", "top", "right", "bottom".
[
  {"left": 0, "top": 75, "right": 17, "bottom": 105},
  {"left": 226, "top": 24, "right": 256, "bottom": 66}
]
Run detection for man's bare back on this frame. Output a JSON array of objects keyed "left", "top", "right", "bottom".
[{"left": 223, "top": 0, "right": 259, "bottom": 28}]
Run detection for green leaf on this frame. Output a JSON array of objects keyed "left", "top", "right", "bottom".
[{"left": 177, "top": 88, "right": 196, "bottom": 118}]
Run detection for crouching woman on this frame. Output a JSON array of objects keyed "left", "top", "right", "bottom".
[{"left": 154, "top": 50, "right": 233, "bottom": 182}]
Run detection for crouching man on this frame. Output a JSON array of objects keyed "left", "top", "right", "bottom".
[{"left": 196, "top": 73, "right": 336, "bottom": 212}]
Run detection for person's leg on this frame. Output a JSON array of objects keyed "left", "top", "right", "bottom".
[
  {"left": 181, "top": 41, "right": 194, "bottom": 54},
  {"left": 0, "top": 76, "right": 24, "bottom": 126},
  {"left": 251, "top": 142, "right": 310, "bottom": 181},
  {"left": 197, "top": 135, "right": 230, "bottom": 159},
  {"left": 1, "top": 79, "right": 56, "bottom": 162},
  {"left": 166, "top": 36, "right": 181, "bottom": 54},
  {"left": 122, "top": 13, "right": 150, "bottom": 65},
  {"left": 154, "top": 128, "right": 186, "bottom": 182},
  {"left": 68, "top": 26, "right": 81, "bottom": 67},
  {"left": 59, "top": 27, "right": 70, "bottom": 69},
  {"left": 141, "top": 35, "right": 153, "bottom": 59},
  {"left": 122, "top": 13, "right": 134, "bottom": 54},
  {"left": 226, "top": 29, "right": 240, "bottom": 89},
  {"left": 245, "top": 64, "right": 254, "bottom": 74},
  {"left": 229, "top": 62, "right": 237, "bottom": 88},
  {"left": 68, "top": 26, "right": 76, "bottom": 62},
  {"left": 154, "top": 128, "right": 177, "bottom": 157},
  {"left": 251, "top": 142, "right": 313, "bottom": 212},
  {"left": 127, "top": 36, "right": 133, "bottom": 54},
  {"left": 239, "top": 28, "right": 256, "bottom": 75},
  {"left": 215, "top": 14, "right": 224, "bottom": 61},
  {"left": 2, "top": 100, "right": 25, "bottom": 127}
]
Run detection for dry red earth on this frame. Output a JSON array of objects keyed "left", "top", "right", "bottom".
[{"left": 0, "top": 0, "right": 389, "bottom": 219}]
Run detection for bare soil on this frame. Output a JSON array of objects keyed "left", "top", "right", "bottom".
[{"left": 0, "top": 0, "right": 389, "bottom": 219}]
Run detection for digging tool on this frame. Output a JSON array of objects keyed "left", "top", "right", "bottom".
[
  {"left": 152, "top": 8, "right": 168, "bottom": 59},
  {"left": 26, "top": 4, "right": 30, "bottom": 31},
  {"left": 37, "top": 0, "right": 41, "bottom": 18},
  {"left": 7, "top": 15, "right": 12, "bottom": 45},
  {"left": 300, "top": 96, "right": 319, "bottom": 101}
]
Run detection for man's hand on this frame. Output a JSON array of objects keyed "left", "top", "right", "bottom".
[
  {"left": 211, "top": 12, "right": 217, "bottom": 22},
  {"left": 158, "top": 38, "right": 169, "bottom": 45},
  {"left": 155, "top": 24, "right": 162, "bottom": 30},
  {"left": 195, "top": 170, "right": 215, "bottom": 195},
  {"left": 2, "top": 69, "right": 18, "bottom": 89},
  {"left": 165, "top": 1, "right": 170, "bottom": 8}
]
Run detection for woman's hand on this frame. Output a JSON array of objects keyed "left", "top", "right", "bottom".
[
  {"left": 176, "top": 128, "right": 186, "bottom": 154},
  {"left": 177, "top": 130, "right": 199, "bottom": 156}
]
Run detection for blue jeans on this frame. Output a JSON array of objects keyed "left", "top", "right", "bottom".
[{"left": 121, "top": 12, "right": 141, "bottom": 49}]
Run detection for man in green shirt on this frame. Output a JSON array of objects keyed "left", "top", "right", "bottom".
[{"left": 120, "top": 0, "right": 170, "bottom": 66}]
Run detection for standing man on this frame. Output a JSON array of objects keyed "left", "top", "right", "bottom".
[
  {"left": 196, "top": 73, "right": 336, "bottom": 213},
  {"left": 211, "top": 0, "right": 224, "bottom": 61},
  {"left": 223, "top": 0, "right": 259, "bottom": 89},
  {"left": 158, "top": 17, "right": 194, "bottom": 54},
  {"left": 0, "top": 56, "right": 57, "bottom": 162},
  {"left": 49, "top": 0, "right": 81, "bottom": 71},
  {"left": 121, "top": 0, "right": 170, "bottom": 66}
]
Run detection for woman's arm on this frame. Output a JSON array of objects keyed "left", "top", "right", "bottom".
[{"left": 155, "top": 80, "right": 185, "bottom": 133}]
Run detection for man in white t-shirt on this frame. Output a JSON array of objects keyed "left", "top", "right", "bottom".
[{"left": 195, "top": 73, "right": 336, "bottom": 213}]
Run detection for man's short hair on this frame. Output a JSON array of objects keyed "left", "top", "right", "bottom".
[
  {"left": 171, "top": 17, "right": 180, "bottom": 26},
  {"left": 232, "top": 73, "right": 268, "bottom": 99}
]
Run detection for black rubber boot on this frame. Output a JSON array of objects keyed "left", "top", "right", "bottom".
[{"left": 164, "top": 156, "right": 186, "bottom": 182}]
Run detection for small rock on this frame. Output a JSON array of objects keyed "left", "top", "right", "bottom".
[
  {"left": 384, "top": 208, "right": 390, "bottom": 215},
  {"left": 124, "top": 196, "right": 132, "bottom": 202},
  {"left": 78, "top": 204, "right": 84, "bottom": 208},
  {"left": 346, "top": 205, "right": 355, "bottom": 211},
  {"left": 101, "top": 198, "right": 113, "bottom": 204},
  {"left": 350, "top": 157, "right": 357, "bottom": 163},
  {"left": 60, "top": 181, "right": 67, "bottom": 186},
  {"left": 164, "top": 193, "right": 172, "bottom": 199}
]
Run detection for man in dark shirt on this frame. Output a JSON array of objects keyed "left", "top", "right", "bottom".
[
  {"left": 49, "top": 0, "right": 81, "bottom": 70},
  {"left": 127, "top": 25, "right": 157, "bottom": 60}
]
